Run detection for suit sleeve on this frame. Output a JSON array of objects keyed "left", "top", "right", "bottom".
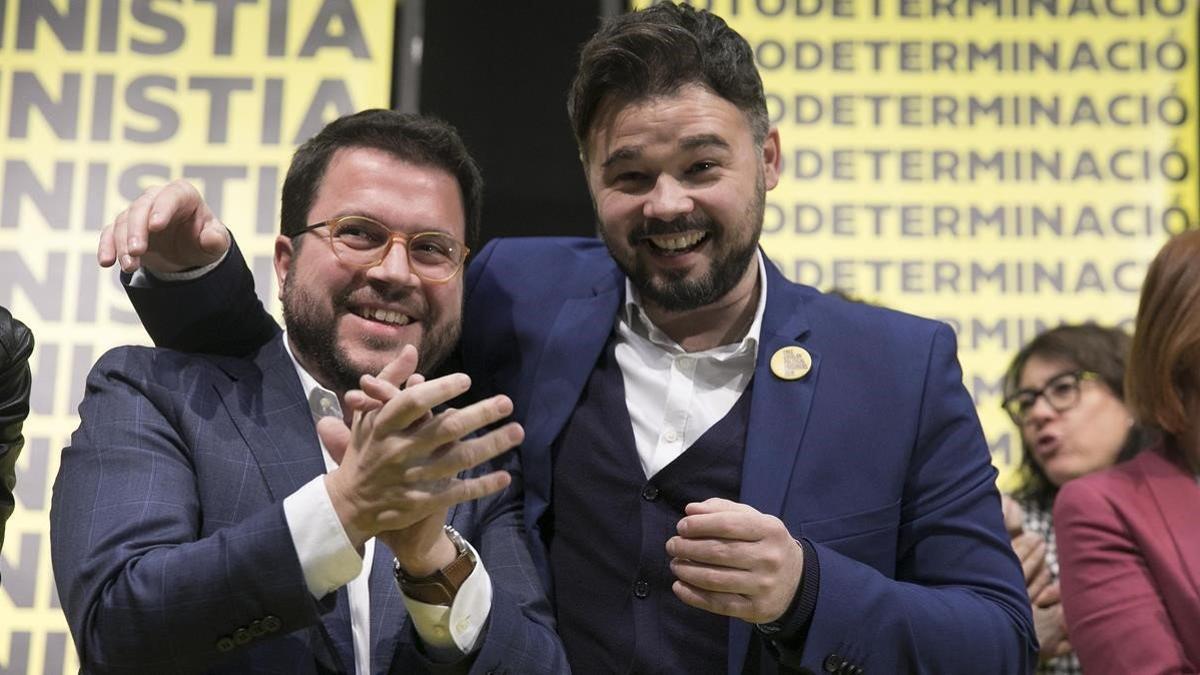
[
  {"left": 124, "top": 236, "right": 280, "bottom": 355},
  {"left": 1054, "top": 477, "right": 1195, "bottom": 675},
  {"left": 782, "top": 325, "right": 1038, "bottom": 673},
  {"left": 50, "top": 349, "right": 324, "bottom": 673}
]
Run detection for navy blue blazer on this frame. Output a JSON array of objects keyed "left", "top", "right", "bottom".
[
  {"left": 51, "top": 331, "right": 565, "bottom": 674},
  {"left": 461, "top": 238, "right": 1036, "bottom": 674}
]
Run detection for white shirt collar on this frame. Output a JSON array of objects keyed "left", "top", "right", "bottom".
[
  {"left": 619, "top": 249, "right": 768, "bottom": 361},
  {"left": 281, "top": 332, "right": 344, "bottom": 426}
]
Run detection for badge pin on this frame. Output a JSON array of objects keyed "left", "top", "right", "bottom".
[{"left": 770, "top": 346, "right": 812, "bottom": 381}]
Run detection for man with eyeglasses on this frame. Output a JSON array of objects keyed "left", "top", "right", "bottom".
[{"left": 50, "top": 110, "right": 566, "bottom": 673}]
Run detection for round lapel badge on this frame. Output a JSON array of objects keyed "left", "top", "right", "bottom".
[{"left": 770, "top": 346, "right": 812, "bottom": 381}]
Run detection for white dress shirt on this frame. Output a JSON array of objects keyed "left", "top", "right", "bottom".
[{"left": 614, "top": 252, "right": 768, "bottom": 478}]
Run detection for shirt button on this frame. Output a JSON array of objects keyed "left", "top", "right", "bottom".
[
  {"left": 677, "top": 358, "right": 695, "bottom": 374},
  {"left": 633, "top": 580, "right": 649, "bottom": 598},
  {"left": 663, "top": 429, "right": 679, "bottom": 443},
  {"left": 641, "top": 484, "right": 659, "bottom": 501}
]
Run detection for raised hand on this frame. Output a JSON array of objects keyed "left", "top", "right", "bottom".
[
  {"left": 99, "top": 179, "right": 230, "bottom": 274},
  {"left": 667, "top": 498, "right": 804, "bottom": 624}
]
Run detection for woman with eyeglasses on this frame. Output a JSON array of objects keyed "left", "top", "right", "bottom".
[
  {"left": 1053, "top": 231, "right": 1200, "bottom": 674},
  {"left": 1000, "top": 324, "right": 1155, "bottom": 674}
]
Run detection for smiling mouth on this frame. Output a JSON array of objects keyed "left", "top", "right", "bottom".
[
  {"left": 643, "top": 231, "right": 708, "bottom": 255},
  {"left": 352, "top": 307, "right": 413, "bottom": 326}
]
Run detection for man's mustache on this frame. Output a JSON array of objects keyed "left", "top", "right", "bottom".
[{"left": 627, "top": 214, "right": 716, "bottom": 246}]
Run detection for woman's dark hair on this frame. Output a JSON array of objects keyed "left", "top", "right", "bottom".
[{"left": 1003, "top": 323, "right": 1154, "bottom": 510}]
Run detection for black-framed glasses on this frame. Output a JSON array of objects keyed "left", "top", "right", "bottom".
[
  {"left": 1001, "top": 370, "right": 1099, "bottom": 425},
  {"left": 291, "top": 215, "right": 470, "bottom": 283}
]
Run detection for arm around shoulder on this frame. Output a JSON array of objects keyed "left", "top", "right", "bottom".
[{"left": 124, "top": 235, "right": 279, "bottom": 356}]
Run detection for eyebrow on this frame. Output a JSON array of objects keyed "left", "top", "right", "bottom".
[
  {"left": 328, "top": 213, "right": 459, "bottom": 238},
  {"left": 679, "top": 133, "right": 730, "bottom": 152},
  {"left": 1017, "top": 370, "right": 1080, "bottom": 393},
  {"left": 600, "top": 134, "right": 732, "bottom": 169}
]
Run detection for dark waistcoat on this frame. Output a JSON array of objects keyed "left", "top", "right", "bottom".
[{"left": 548, "top": 339, "right": 752, "bottom": 674}]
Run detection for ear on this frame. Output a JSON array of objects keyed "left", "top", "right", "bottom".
[
  {"left": 761, "top": 127, "right": 781, "bottom": 191},
  {"left": 274, "top": 235, "right": 294, "bottom": 302}
]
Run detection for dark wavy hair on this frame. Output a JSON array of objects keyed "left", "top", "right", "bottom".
[
  {"left": 1003, "top": 324, "right": 1155, "bottom": 510},
  {"left": 280, "top": 109, "right": 483, "bottom": 248},
  {"left": 567, "top": 2, "right": 768, "bottom": 157}
]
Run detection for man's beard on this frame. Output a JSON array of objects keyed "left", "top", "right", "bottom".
[
  {"left": 602, "top": 174, "right": 765, "bottom": 313},
  {"left": 281, "top": 276, "right": 460, "bottom": 394}
]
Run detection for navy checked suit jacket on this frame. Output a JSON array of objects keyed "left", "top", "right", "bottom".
[{"left": 51, "top": 329, "right": 565, "bottom": 674}]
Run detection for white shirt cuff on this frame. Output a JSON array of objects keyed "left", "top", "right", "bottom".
[
  {"left": 283, "top": 476, "right": 363, "bottom": 598},
  {"left": 127, "top": 247, "right": 228, "bottom": 287},
  {"left": 400, "top": 540, "right": 492, "bottom": 658}
]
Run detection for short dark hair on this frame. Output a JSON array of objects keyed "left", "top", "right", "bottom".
[
  {"left": 1127, "top": 230, "right": 1200, "bottom": 464},
  {"left": 1003, "top": 323, "right": 1154, "bottom": 510},
  {"left": 280, "top": 109, "right": 483, "bottom": 247},
  {"left": 567, "top": 2, "right": 769, "bottom": 156}
]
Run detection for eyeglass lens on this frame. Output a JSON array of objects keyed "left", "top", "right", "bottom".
[
  {"left": 1008, "top": 372, "right": 1083, "bottom": 421},
  {"left": 328, "top": 217, "right": 464, "bottom": 280}
]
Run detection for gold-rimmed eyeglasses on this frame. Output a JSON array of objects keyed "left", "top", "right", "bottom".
[
  {"left": 1001, "top": 370, "right": 1099, "bottom": 425},
  {"left": 291, "top": 215, "right": 470, "bottom": 283}
]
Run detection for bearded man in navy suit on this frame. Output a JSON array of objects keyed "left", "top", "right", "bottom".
[
  {"left": 51, "top": 111, "right": 566, "bottom": 674},
  {"left": 98, "top": 4, "right": 1036, "bottom": 673}
]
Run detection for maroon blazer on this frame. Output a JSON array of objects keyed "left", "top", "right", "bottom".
[{"left": 1054, "top": 447, "right": 1200, "bottom": 674}]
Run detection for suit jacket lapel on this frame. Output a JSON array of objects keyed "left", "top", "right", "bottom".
[
  {"left": 522, "top": 267, "right": 624, "bottom": 536},
  {"left": 730, "top": 260, "right": 818, "bottom": 675},
  {"left": 1141, "top": 450, "right": 1200, "bottom": 593},
  {"left": 214, "top": 334, "right": 327, "bottom": 502},
  {"left": 211, "top": 334, "right": 353, "bottom": 672}
]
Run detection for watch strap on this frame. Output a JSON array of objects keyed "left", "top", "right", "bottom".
[{"left": 395, "top": 525, "right": 477, "bottom": 605}]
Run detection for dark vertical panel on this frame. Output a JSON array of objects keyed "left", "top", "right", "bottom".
[{"left": 419, "top": 2, "right": 604, "bottom": 245}]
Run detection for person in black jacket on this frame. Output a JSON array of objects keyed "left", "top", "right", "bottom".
[{"left": 0, "top": 305, "right": 34, "bottom": 584}]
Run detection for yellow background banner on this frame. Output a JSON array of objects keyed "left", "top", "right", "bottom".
[{"left": 1, "top": 1, "right": 394, "bottom": 671}]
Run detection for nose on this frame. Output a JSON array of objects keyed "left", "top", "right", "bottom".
[
  {"left": 364, "top": 241, "right": 419, "bottom": 287},
  {"left": 642, "top": 176, "right": 693, "bottom": 222}
]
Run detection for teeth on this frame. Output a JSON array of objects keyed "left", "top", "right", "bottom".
[
  {"left": 364, "top": 308, "right": 411, "bottom": 326},
  {"left": 647, "top": 231, "right": 705, "bottom": 251}
]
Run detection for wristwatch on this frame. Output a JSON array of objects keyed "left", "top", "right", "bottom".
[{"left": 394, "top": 525, "right": 477, "bottom": 605}]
